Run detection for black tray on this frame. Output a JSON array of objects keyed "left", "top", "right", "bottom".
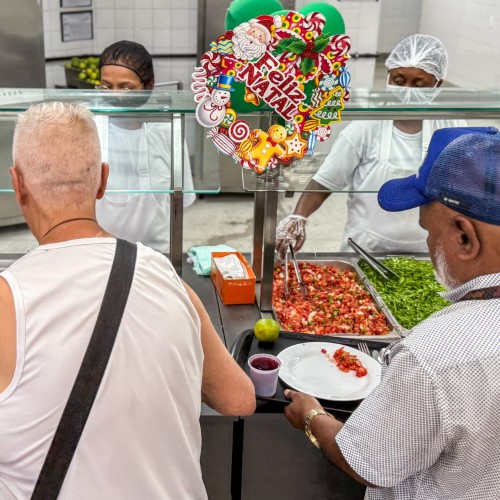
[{"left": 231, "top": 330, "right": 391, "bottom": 416}]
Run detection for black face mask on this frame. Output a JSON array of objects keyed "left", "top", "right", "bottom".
[{"left": 98, "top": 90, "right": 153, "bottom": 109}]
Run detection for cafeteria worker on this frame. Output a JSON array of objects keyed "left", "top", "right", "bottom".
[
  {"left": 95, "top": 40, "right": 196, "bottom": 254},
  {"left": 275, "top": 34, "right": 467, "bottom": 258}
]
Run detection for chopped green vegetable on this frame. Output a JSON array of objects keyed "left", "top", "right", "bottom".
[{"left": 358, "top": 258, "right": 449, "bottom": 329}]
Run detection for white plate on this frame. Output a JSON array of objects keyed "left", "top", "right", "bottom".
[{"left": 277, "top": 342, "right": 381, "bottom": 401}]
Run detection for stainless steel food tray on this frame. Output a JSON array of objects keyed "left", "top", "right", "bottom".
[
  {"left": 354, "top": 255, "right": 438, "bottom": 338},
  {"left": 273, "top": 259, "right": 403, "bottom": 341},
  {"left": 351, "top": 260, "right": 406, "bottom": 340}
]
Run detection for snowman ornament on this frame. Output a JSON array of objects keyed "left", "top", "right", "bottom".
[{"left": 196, "top": 74, "right": 235, "bottom": 128}]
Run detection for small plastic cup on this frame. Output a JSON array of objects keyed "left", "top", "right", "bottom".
[{"left": 248, "top": 354, "right": 281, "bottom": 397}]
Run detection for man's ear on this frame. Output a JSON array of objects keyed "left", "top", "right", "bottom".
[
  {"left": 96, "top": 162, "right": 109, "bottom": 200},
  {"left": 10, "top": 166, "right": 26, "bottom": 207},
  {"left": 453, "top": 215, "right": 480, "bottom": 260},
  {"left": 436, "top": 79, "right": 443, "bottom": 88}
]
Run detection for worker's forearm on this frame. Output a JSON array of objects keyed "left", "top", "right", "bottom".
[{"left": 293, "top": 180, "right": 332, "bottom": 218}]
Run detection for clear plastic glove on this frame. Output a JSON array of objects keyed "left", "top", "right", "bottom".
[{"left": 275, "top": 215, "right": 307, "bottom": 261}]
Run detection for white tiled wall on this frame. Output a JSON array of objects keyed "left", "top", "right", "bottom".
[
  {"left": 295, "top": 0, "right": 381, "bottom": 55},
  {"left": 44, "top": 0, "right": 382, "bottom": 89},
  {"left": 377, "top": 0, "right": 422, "bottom": 53},
  {"left": 345, "top": 57, "right": 377, "bottom": 88},
  {"left": 419, "top": 0, "right": 500, "bottom": 88},
  {"left": 153, "top": 58, "right": 198, "bottom": 88},
  {"left": 292, "top": 1, "right": 381, "bottom": 89},
  {"left": 41, "top": 0, "right": 500, "bottom": 91},
  {"left": 42, "top": 0, "right": 198, "bottom": 59}
]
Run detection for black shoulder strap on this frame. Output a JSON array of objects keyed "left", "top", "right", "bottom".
[{"left": 31, "top": 238, "right": 138, "bottom": 500}]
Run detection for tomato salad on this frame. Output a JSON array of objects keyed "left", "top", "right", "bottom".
[
  {"left": 273, "top": 262, "right": 390, "bottom": 335},
  {"left": 322, "top": 347, "right": 368, "bottom": 378}
]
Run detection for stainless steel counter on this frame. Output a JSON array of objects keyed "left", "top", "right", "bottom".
[{"left": 189, "top": 256, "right": 371, "bottom": 500}]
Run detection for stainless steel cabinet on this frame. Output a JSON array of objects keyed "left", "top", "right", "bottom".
[
  {"left": 241, "top": 414, "right": 365, "bottom": 500},
  {"left": 0, "top": 118, "right": 23, "bottom": 226}
]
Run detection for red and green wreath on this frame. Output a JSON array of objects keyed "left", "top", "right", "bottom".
[{"left": 192, "top": 3, "right": 351, "bottom": 173}]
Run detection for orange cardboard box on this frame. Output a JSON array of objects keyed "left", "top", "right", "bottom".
[{"left": 210, "top": 252, "right": 256, "bottom": 305}]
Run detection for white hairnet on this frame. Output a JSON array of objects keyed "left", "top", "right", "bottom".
[{"left": 385, "top": 34, "right": 448, "bottom": 81}]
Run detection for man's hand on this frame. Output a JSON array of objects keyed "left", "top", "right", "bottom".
[
  {"left": 284, "top": 389, "right": 322, "bottom": 429},
  {"left": 284, "top": 388, "right": 374, "bottom": 487}
]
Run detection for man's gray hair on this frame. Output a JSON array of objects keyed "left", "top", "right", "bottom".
[{"left": 13, "top": 102, "right": 102, "bottom": 209}]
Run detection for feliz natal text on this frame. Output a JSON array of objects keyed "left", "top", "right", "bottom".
[{"left": 237, "top": 52, "right": 306, "bottom": 121}]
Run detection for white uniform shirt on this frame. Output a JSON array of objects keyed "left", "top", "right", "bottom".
[
  {"left": 336, "top": 272, "right": 500, "bottom": 499},
  {"left": 96, "top": 121, "right": 196, "bottom": 253},
  {"left": 313, "top": 121, "right": 424, "bottom": 191},
  {"left": 312, "top": 120, "right": 467, "bottom": 252},
  {"left": 0, "top": 238, "right": 207, "bottom": 500}
]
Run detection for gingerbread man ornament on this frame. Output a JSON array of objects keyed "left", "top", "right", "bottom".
[{"left": 240, "top": 125, "right": 287, "bottom": 171}]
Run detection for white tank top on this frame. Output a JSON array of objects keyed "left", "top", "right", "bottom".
[{"left": 0, "top": 238, "right": 207, "bottom": 500}]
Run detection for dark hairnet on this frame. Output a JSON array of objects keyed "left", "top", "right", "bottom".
[{"left": 99, "top": 40, "right": 154, "bottom": 86}]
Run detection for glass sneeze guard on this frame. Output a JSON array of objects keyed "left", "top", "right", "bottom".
[
  {"left": 0, "top": 88, "right": 215, "bottom": 274},
  {"left": 1, "top": 87, "right": 500, "bottom": 282}
]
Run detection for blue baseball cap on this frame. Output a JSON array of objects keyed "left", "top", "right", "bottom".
[{"left": 378, "top": 127, "right": 500, "bottom": 225}]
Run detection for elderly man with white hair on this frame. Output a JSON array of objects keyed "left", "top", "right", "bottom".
[
  {"left": 0, "top": 101, "right": 255, "bottom": 499},
  {"left": 275, "top": 34, "right": 467, "bottom": 258}
]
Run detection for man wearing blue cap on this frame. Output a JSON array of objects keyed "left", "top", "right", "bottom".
[{"left": 284, "top": 127, "right": 500, "bottom": 499}]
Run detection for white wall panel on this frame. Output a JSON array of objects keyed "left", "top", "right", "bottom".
[
  {"left": 420, "top": 0, "right": 500, "bottom": 88},
  {"left": 377, "top": 0, "right": 422, "bottom": 53},
  {"left": 43, "top": 0, "right": 197, "bottom": 59},
  {"left": 41, "top": 0, "right": 500, "bottom": 91}
]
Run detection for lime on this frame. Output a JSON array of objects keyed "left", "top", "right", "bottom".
[{"left": 254, "top": 318, "right": 281, "bottom": 343}]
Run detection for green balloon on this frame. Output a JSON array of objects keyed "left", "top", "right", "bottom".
[
  {"left": 299, "top": 2, "right": 345, "bottom": 35},
  {"left": 271, "top": 9, "right": 291, "bottom": 17},
  {"left": 225, "top": 0, "right": 284, "bottom": 30}
]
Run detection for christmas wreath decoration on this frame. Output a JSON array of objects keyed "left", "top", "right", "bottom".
[{"left": 191, "top": 2, "right": 351, "bottom": 173}]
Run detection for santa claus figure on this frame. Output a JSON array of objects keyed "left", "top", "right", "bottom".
[{"left": 231, "top": 16, "right": 275, "bottom": 61}]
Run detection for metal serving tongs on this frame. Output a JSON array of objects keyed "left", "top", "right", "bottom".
[
  {"left": 284, "top": 249, "right": 290, "bottom": 299},
  {"left": 288, "top": 244, "right": 308, "bottom": 296},
  {"left": 348, "top": 238, "right": 399, "bottom": 281}
]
